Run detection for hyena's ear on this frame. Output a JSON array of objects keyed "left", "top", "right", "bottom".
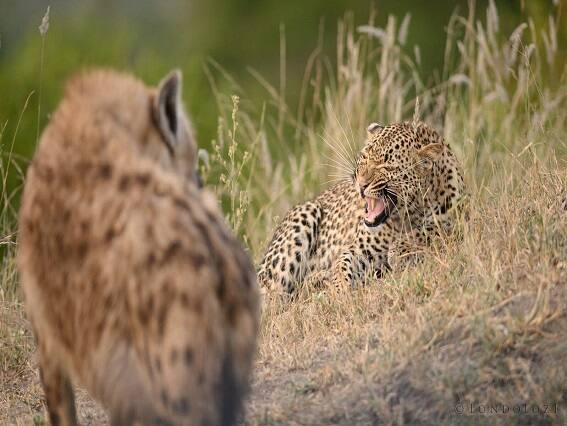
[
  {"left": 366, "top": 122, "right": 384, "bottom": 140},
  {"left": 154, "top": 69, "right": 183, "bottom": 152},
  {"left": 416, "top": 143, "right": 444, "bottom": 172}
]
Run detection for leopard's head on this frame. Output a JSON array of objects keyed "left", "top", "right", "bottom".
[{"left": 354, "top": 121, "right": 444, "bottom": 227}]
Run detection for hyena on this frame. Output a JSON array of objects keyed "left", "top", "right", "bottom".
[{"left": 17, "top": 69, "right": 259, "bottom": 425}]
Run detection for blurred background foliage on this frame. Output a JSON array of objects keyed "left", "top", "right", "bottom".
[{"left": 0, "top": 0, "right": 565, "bottom": 199}]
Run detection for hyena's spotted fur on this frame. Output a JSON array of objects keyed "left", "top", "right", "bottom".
[{"left": 18, "top": 69, "right": 259, "bottom": 425}]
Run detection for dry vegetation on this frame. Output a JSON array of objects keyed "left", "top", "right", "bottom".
[{"left": 1, "top": 1, "right": 566, "bottom": 425}]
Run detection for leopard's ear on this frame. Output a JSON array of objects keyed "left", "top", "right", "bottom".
[
  {"left": 416, "top": 143, "right": 443, "bottom": 172},
  {"left": 366, "top": 122, "right": 384, "bottom": 140},
  {"left": 154, "top": 69, "right": 182, "bottom": 152}
]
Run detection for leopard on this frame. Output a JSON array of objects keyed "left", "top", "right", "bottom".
[
  {"left": 17, "top": 69, "right": 259, "bottom": 425},
  {"left": 258, "top": 120, "right": 466, "bottom": 295}
]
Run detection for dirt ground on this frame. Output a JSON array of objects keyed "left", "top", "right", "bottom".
[{"left": 3, "top": 285, "right": 566, "bottom": 426}]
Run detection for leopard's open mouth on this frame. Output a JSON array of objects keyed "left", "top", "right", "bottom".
[{"left": 363, "top": 192, "right": 397, "bottom": 227}]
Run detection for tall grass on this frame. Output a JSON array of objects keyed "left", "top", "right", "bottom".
[
  {"left": 0, "top": 8, "right": 49, "bottom": 419},
  {"left": 0, "top": 97, "right": 36, "bottom": 422},
  {"left": 202, "top": 1, "right": 566, "bottom": 424},
  {"left": 1, "top": 0, "right": 566, "bottom": 423},
  {"left": 205, "top": 0, "right": 566, "bottom": 260}
]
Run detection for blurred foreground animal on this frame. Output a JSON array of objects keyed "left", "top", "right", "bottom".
[{"left": 18, "top": 69, "right": 259, "bottom": 425}]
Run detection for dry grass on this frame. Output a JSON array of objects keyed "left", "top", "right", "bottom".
[
  {"left": 2, "top": 1, "right": 567, "bottom": 424},
  {"left": 248, "top": 159, "right": 566, "bottom": 425}
]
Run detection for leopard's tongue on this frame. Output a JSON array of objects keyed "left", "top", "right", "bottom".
[{"left": 365, "top": 197, "right": 385, "bottom": 222}]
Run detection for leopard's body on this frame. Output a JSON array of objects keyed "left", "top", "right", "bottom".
[{"left": 258, "top": 121, "right": 465, "bottom": 294}]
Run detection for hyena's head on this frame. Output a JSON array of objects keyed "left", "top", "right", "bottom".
[{"left": 62, "top": 69, "right": 199, "bottom": 186}]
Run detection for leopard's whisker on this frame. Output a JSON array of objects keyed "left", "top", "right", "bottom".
[
  {"left": 324, "top": 172, "right": 353, "bottom": 183},
  {"left": 321, "top": 130, "right": 357, "bottom": 171},
  {"left": 329, "top": 105, "right": 358, "bottom": 167},
  {"left": 324, "top": 106, "right": 358, "bottom": 168},
  {"left": 322, "top": 157, "right": 354, "bottom": 175},
  {"left": 322, "top": 176, "right": 351, "bottom": 186},
  {"left": 321, "top": 136, "right": 355, "bottom": 172},
  {"left": 342, "top": 108, "right": 362, "bottom": 164},
  {"left": 322, "top": 151, "right": 355, "bottom": 176}
]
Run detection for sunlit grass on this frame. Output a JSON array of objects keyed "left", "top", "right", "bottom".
[
  {"left": 0, "top": 97, "right": 36, "bottom": 424},
  {"left": 202, "top": 2, "right": 566, "bottom": 424},
  {"left": 1, "top": 1, "right": 566, "bottom": 424}
]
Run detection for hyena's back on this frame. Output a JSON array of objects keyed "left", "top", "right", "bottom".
[{"left": 18, "top": 70, "right": 258, "bottom": 425}]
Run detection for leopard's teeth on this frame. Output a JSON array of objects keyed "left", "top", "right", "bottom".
[{"left": 367, "top": 198, "right": 376, "bottom": 210}]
